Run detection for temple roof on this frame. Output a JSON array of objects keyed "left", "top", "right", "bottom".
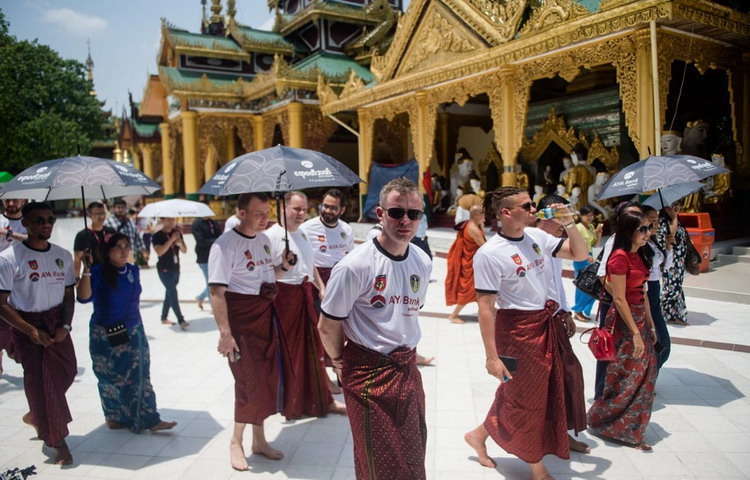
[
  {"left": 159, "top": 66, "right": 247, "bottom": 89},
  {"left": 140, "top": 74, "right": 168, "bottom": 118},
  {"left": 132, "top": 118, "right": 159, "bottom": 138},
  {"left": 230, "top": 23, "right": 295, "bottom": 54},
  {"left": 163, "top": 26, "right": 250, "bottom": 61},
  {"left": 275, "top": 0, "right": 381, "bottom": 35},
  {"left": 294, "top": 52, "right": 374, "bottom": 84}
]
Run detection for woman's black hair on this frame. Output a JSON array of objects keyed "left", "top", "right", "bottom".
[
  {"left": 101, "top": 233, "right": 130, "bottom": 288},
  {"left": 612, "top": 210, "right": 653, "bottom": 269}
]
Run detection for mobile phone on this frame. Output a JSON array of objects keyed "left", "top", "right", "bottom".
[{"left": 499, "top": 355, "right": 518, "bottom": 373}]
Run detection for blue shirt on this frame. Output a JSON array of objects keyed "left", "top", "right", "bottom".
[{"left": 80, "top": 263, "right": 142, "bottom": 329}]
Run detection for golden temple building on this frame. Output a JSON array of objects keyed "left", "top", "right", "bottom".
[{"left": 121, "top": 0, "right": 750, "bottom": 236}]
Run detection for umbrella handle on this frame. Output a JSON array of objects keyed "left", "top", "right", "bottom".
[
  {"left": 275, "top": 191, "right": 297, "bottom": 266},
  {"left": 81, "top": 186, "right": 88, "bottom": 231}
]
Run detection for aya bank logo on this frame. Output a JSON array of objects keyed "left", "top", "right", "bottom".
[
  {"left": 36, "top": 166, "right": 49, "bottom": 173},
  {"left": 224, "top": 162, "right": 238, "bottom": 173},
  {"left": 624, "top": 171, "right": 635, "bottom": 180},
  {"left": 301, "top": 160, "right": 314, "bottom": 169}
]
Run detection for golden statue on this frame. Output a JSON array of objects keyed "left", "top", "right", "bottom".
[
  {"left": 704, "top": 154, "right": 731, "bottom": 205},
  {"left": 515, "top": 165, "right": 529, "bottom": 191},
  {"left": 680, "top": 120, "right": 710, "bottom": 212},
  {"left": 563, "top": 153, "right": 593, "bottom": 195}
]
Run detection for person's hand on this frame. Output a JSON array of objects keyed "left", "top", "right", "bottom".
[
  {"left": 28, "top": 328, "right": 53, "bottom": 347},
  {"left": 486, "top": 357, "right": 513, "bottom": 383},
  {"left": 537, "top": 218, "right": 564, "bottom": 237},
  {"left": 52, "top": 327, "right": 69, "bottom": 343},
  {"left": 282, "top": 249, "right": 297, "bottom": 270},
  {"left": 632, "top": 333, "right": 645, "bottom": 358},
  {"left": 595, "top": 223, "right": 604, "bottom": 236},
  {"left": 550, "top": 202, "right": 575, "bottom": 225},
  {"left": 331, "top": 356, "right": 343, "bottom": 384},
  {"left": 562, "top": 312, "right": 576, "bottom": 337},
  {"left": 169, "top": 229, "right": 181, "bottom": 242},
  {"left": 587, "top": 255, "right": 595, "bottom": 264},
  {"left": 218, "top": 332, "right": 239, "bottom": 360},
  {"left": 82, "top": 250, "right": 94, "bottom": 269}
]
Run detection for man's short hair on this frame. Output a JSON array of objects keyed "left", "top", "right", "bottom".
[
  {"left": 237, "top": 192, "right": 269, "bottom": 210},
  {"left": 22, "top": 201, "right": 53, "bottom": 218},
  {"left": 113, "top": 198, "right": 127, "bottom": 207},
  {"left": 284, "top": 191, "right": 307, "bottom": 203},
  {"left": 489, "top": 186, "right": 525, "bottom": 215},
  {"left": 322, "top": 188, "right": 344, "bottom": 205},
  {"left": 538, "top": 194, "right": 570, "bottom": 209},
  {"left": 379, "top": 177, "right": 419, "bottom": 207},
  {"left": 87, "top": 201, "right": 105, "bottom": 212}
]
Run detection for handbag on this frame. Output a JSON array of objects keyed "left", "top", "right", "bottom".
[
  {"left": 573, "top": 250, "right": 612, "bottom": 303},
  {"left": 684, "top": 232, "right": 701, "bottom": 275},
  {"left": 580, "top": 305, "right": 616, "bottom": 361},
  {"left": 106, "top": 323, "right": 129, "bottom": 347}
]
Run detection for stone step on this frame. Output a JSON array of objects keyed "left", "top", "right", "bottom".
[
  {"left": 733, "top": 246, "right": 750, "bottom": 256},
  {"left": 715, "top": 253, "right": 750, "bottom": 265},
  {"left": 682, "top": 285, "right": 750, "bottom": 305}
]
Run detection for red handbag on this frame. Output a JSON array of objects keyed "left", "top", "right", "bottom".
[{"left": 581, "top": 326, "right": 616, "bottom": 361}]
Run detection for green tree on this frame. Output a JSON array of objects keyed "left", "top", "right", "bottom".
[{"left": 0, "top": 9, "right": 107, "bottom": 172}]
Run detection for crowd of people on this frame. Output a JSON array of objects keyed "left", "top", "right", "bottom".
[{"left": 0, "top": 178, "right": 692, "bottom": 479}]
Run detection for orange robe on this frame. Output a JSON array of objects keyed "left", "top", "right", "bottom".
[{"left": 445, "top": 222, "right": 484, "bottom": 306}]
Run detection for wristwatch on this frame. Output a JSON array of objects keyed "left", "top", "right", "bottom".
[{"left": 62, "top": 324, "right": 72, "bottom": 332}]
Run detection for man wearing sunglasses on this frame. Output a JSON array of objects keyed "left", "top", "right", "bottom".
[
  {"left": 0, "top": 202, "right": 76, "bottom": 466},
  {"left": 465, "top": 187, "right": 588, "bottom": 480},
  {"left": 318, "top": 178, "right": 432, "bottom": 480},
  {"left": 0, "top": 198, "right": 28, "bottom": 375}
]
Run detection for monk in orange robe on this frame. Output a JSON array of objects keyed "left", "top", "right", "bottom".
[{"left": 446, "top": 205, "right": 486, "bottom": 323}]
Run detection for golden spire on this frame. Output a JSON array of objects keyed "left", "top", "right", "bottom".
[
  {"left": 86, "top": 39, "right": 96, "bottom": 96},
  {"left": 227, "top": 0, "right": 236, "bottom": 20},
  {"left": 210, "top": 0, "right": 222, "bottom": 23}
]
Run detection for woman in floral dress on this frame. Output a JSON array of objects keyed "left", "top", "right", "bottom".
[
  {"left": 77, "top": 233, "right": 176, "bottom": 432},
  {"left": 655, "top": 203, "right": 688, "bottom": 324},
  {"left": 587, "top": 210, "right": 658, "bottom": 450}
]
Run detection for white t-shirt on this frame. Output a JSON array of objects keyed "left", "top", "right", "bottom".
[
  {"left": 648, "top": 240, "right": 673, "bottom": 282},
  {"left": 597, "top": 235, "right": 615, "bottom": 277},
  {"left": 223, "top": 215, "right": 241, "bottom": 233},
  {"left": 526, "top": 227, "right": 570, "bottom": 312},
  {"left": 208, "top": 229, "right": 275, "bottom": 295},
  {"left": 300, "top": 217, "right": 354, "bottom": 268},
  {"left": 0, "top": 242, "right": 75, "bottom": 312},
  {"left": 0, "top": 215, "right": 26, "bottom": 252},
  {"left": 474, "top": 229, "right": 564, "bottom": 310},
  {"left": 321, "top": 238, "right": 432, "bottom": 354},
  {"left": 366, "top": 224, "right": 382, "bottom": 241},
  {"left": 265, "top": 223, "right": 315, "bottom": 285}
]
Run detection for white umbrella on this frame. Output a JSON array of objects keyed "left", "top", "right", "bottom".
[{"left": 137, "top": 199, "right": 214, "bottom": 218}]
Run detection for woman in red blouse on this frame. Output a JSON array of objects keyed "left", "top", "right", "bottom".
[{"left": 587, "top": 210, "right": 658, "bottom": 451}]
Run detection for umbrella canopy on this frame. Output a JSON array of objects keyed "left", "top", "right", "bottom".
[
  {"left": 0, "top": 156, "right": 160, "bottom": 201},
  {"left": 597, "top": 154, "right": 728, "bottom": 201},
  {"left": 199, "top": 145, "right": 361, "bottom": 196},
  {"left": 642, "top": 181, "right": 705, "bottom": 209},
  {"left": 138, "top": 199, "right": 215, "bottom": 218}
]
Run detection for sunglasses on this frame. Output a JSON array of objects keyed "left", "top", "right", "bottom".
[
  {"left": 637, "top": 224, "right": 652, "bottom": 234},
  {"left": 517, "top": 201, "right": 536, "bottom": 212},
  {"left": 386, "top": 208, "right": 423, "bottom": 221},
  {"left": 31, "top": 216, "right": 56, "bottom": 225}
]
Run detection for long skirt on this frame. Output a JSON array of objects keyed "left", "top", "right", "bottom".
[
  {"left": 342, "top": 341, "right": 426, "bottom": 480},
  {"left": 274, "top": 282, "right": 333, "bottom": 419},
  {"left": 225, "top": 291, "right": 283, "bottom": 425},
  {"left": 317, "top": 267, "right": 333, "bottom": 286},
  {"left": 0, "top": 321, "right": 17, "bottom": 361},
  {"left": 661, "top": 227, "right": 688, "bottom": 323},
  {"left": 587, "top": 303, "right": 657, "bottom": 446},
  {"left": 484, "top": 301, "right": 587, "bottom": 463},
  {"left": 90, "top": 321, "right": 161, "bottom": 432},
  {"left": 13, "top": 306, "right": 77, "bottom": 447}
]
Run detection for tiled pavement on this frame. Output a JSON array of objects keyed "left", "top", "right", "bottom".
[{"left": 1, "top": 220, "right": 749, "bottom": 479}]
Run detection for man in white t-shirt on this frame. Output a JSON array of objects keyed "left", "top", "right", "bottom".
[
  {"left": 300, "top": 188, "right": 353, "bottom": 285},
  {"left": 208, "top": 193, "right": 292, "bottom": 471},
  {"left": 0, "top": 202, "right": 76, "bottom": 466},
  {"left": 463, "top": 186, "right": 587, "bottom": 480},
  {"left": 319, "top": 178, "right": 432, "bottom": 480},
  {"left": 223, "top": 209, "right": 241, "bottom": 233},
  {"left": 0, "top": 198, "right": 28, "bottom": 374},
  {"left": 266, "top": 191, "right": 343, "bottom": 420}
]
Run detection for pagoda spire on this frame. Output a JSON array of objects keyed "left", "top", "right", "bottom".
[
  {"left": 85, "top": 39, "right": 96, "bottom": 96},
  {"left": 207, "top": 0, "right": 225, "bottom": 35},
  {"left": 227, "top": 0, "right": 236, "bottom": 20}
]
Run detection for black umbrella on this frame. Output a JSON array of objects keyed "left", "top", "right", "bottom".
[
  {"left": 597, "top": 154, "right": 728, "bottom": 201},
  {"left": 199, "top": 145, "right": 361, "bottom": 259},
  {"left": 0, "top": 155, "right": 161, "bottom": 229}
]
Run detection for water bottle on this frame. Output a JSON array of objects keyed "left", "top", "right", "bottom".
[{"left": 535, "top": 206, "right": 575, "bottom": 220}]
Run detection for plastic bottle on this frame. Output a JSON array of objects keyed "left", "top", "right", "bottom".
[{"left": 535, "top": 206, "right": 575, "bottom": 220}]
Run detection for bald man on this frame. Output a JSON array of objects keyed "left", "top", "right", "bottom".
[{"left": 445, "top": 205, "right": 486, "bottom": 323}]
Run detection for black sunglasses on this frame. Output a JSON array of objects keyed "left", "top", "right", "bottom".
[
  {"left": 386, "top": 208, "right": 423, "bottom": 221},
  {"left": 517, "top": 201, "right": 536, "bottom": 212},
  {"left": 637, "top": 225, "right": 651, "bottom": 234},
  {"left": 32, "top": 216, "right": 56, "bottom": 225}
]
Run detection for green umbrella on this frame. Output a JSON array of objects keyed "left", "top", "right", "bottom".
[{"left": 0, "top": 172, "right": 13, "bottom": 183}]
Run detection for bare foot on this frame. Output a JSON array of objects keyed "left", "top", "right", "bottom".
[
  {"left": 150, "top": 421, "right": 177, "bottom": 432},
  {"left": 22, "top": 411, "right": 39, "bottom": 437},
  {"left": 636, "top": 442, "right": 652, "bottom": 451},
  {"left": 530, "top": 461, "right": 554, "bottom": 480},
  {"left": 416, "top": 354, "right": 434, "bottom": 366},
  {"left": 230, "top": 441, "right": 249, "bottom": 471},
  {"left": 568, "top": 435, "right": 591, "bottom": 454},
  {"left": 251, "top": 443, "right": 284, "bottom": 461},
  {"left": 328, "top": 377, "right": 342, "bottom": 394},
  {"left": 161, "top": 319, "right": 175, "bottom": 325},
  {"left": 448, "top": 315, "right": 465, "bottom": 324},
  {"left": 197, "top": 299, "right": 204, "bottom": 311},
  {"left": 106, "top": 420, "right": 126, "bottom": 430},
  {"left": 464, "top": 430, "right": 496, "bottom": 468},
  {"left": 55, "top": 441, "right": 73, "bottom": 466},
  {"left": 328, "top": 401, "right": 347, "bottom": 415}
]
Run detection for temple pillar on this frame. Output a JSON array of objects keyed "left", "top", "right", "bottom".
[
  {"left": 288, "top": 102, "right": 304, "bottom": 148},
  {"left": 226, "top": 127, "right": 236, "bottom": 162},
  {"left": 410, "top": 92, "right": 437, "bottom": 194},
  {"left": 130, "top": 148, "right": 141, "bottom": 171},
  {"left": 181, "top": 111, "right": 200, "bottom": 200},
  {"left": 253, "top": 116, "right": 264, "bottom": 151},
  {"left": 438, "top": 112, "right": 449, "bottom": 176},
  {"left": 490, "top": 66, "right": 529, "bottom": 186},
  {"left": 140, "top": 144, "right": 155, "bottom": 180},
  {"left": 634, "top": 30, "right": 657, "bottom": 158},
  {"left": 159, "top": 122, "right": 175, "bottom": 198},
  {"left": 205, "top": 145, "right": 218, "bottom": 184},
  {"left": 113, "top": 143, "right": 122, "bottom": 162},
  {"left": 357, "top": 109, "right": 374, "bottom": 219}
]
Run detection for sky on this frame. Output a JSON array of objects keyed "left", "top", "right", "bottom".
[{"left": 2, "top": 0, "right": 276, "bottom": 112}]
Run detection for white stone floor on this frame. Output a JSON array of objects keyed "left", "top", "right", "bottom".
[{"left": 1, "top": 219, "right": 749, "bottom": 479}]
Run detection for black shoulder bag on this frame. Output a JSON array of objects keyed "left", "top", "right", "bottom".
[{"left": 573, "top": 249, "right": 613, "bottom": 303}]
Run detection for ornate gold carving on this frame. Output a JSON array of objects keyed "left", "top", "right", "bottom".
[
  {"left": 303, "top": 107, "right": 339, "bottom": 152},
  {"left": 398, "top": 5, "right": 480, "bottom": 76},
  {"left": 673, "top": 0, "right": 750, "bottom": 38},
  {"left": 587, "top": 134, "right": 619, "bottom": 172},
  {"left": 520, "top": 108, "right": 586, "bottom": 164},
  {"left": 464, "top": 0, "right": 527, "bottom": 42},
  {"left": 262, "top": 108, "right": 289, "bottom": 148},
  {"left": 518, "top": 0, "right": 591, "bottom": 37},
  {"left": 317, "top": 75, "right": 339, "bottom": 106},
  {"left": 341, "top": 70, "right": 366, "bottom": 98}
]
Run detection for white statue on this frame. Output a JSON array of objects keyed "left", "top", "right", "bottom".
[
  {"left": 469, "top": 177, "right": 481, "bottom": 196},
  {"left": 588, "top": 172, "right": 612, "bottom": 218},
  {"left": 558, "top": 156, "right": 573, "bottom": 187},
  {"left": 555, "top": 184, "right": 568, "bottom": 199},
  {"left": 449, "top": 150, "right": 475, "bottom": 204},
  {"left": 661, "top": 130, "right": 682, "bottom": 155},
  {"left": 569, "top": 186, "right": 582, "bottom": 211},
  {"left": 533, "top": 185, "right": 544, "bottom": 204}
]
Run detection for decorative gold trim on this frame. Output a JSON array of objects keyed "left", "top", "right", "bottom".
[
  {"left": 518, "top": 0, "right": 591, "bottom": 37},
  {"left": 587, "top": 134, "right": 619, "bottom": 172},
  {"left": 227, "top": 22, "right": 294, "bottom": 55},
  {"left": 174, "top": 45, "right": 250, "bottom": 61},
  {"left": 276, "top": 0, "right": 380, "bottom": 35}
]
